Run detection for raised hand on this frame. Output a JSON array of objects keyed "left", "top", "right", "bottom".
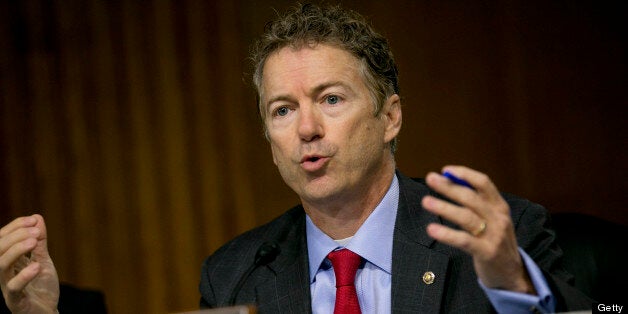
[
  {"left": 0, "top": 214, "right": 59, "bottom": 313},
  {"left": 422, "top": 166, "right": 535, "bottom": 294}
]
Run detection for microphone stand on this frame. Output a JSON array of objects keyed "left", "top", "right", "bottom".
[{"left": 227, "top": 241, "right": 280, "bottom": 306}]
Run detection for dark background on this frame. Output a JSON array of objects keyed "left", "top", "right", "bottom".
[{"left": 1, "top": 0, "right": 625, "bottom": 312}]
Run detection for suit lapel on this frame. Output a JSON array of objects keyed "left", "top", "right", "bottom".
[{"left": 391, "top": 172, "right": 451, "bottom": 313}]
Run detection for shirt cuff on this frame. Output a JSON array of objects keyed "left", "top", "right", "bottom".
[{"left": 479, "top": 247, "right": 556, "bottom": 314}]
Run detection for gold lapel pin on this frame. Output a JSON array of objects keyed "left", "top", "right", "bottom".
[{"left": 422, "top": 271, "right": 435, "bottom": 285}]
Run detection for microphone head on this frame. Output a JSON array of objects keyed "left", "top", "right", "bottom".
[{"left": 254, "top": 241, "right": 281, "bottom": 266}]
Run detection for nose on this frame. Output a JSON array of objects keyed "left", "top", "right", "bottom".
[{"left": 297, "top": 105, "right": 324, "bottom": 142}]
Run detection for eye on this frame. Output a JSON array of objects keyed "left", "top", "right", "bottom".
[
  {"left": 325, "top": 95, "right": 340, "bottom": 105},
  {"left": 275, "top": 106, "right": 290, "bottom": 117}
]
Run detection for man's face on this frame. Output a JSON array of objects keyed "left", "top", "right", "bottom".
[{"left": 260, "top": 44, "right": 400, "bottom": 205}]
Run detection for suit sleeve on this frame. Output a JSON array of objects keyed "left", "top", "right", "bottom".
[
  {"left": 509, "top": 197, "right": 593, "bottom": 311},
  {"left": 199, "top": 255, "right": 217, "bottom": 309}
]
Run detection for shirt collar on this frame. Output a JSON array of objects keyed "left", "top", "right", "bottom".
[{"left": 306, "top": 174, "right": 399, "bottom": 283}]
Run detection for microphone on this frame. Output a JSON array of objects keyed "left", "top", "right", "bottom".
[{"left": 228, "top": 241, "right": 281, "bottom": 305}]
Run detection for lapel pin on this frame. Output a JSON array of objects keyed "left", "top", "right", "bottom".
[{"left": 422, "top": 271, "right": 435, "bottom": 285}]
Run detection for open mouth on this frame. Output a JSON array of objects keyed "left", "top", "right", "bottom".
[
  {"left": 300, "top": 155, "right": 328, "bottom": 172},
  {"left": 301, "top": 155, "right": 323, "bottom": 163}
]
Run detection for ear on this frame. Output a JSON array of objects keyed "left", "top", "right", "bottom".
[{"left": 382, "top": 94, "right": 402, "bottom": 144}]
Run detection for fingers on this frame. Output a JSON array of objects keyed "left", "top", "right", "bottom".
[
  {"left": 0, "top": 215, "right": 38, "bottom": 238},
  {"left": 426, "top": 223, "right": 481, "bottom": 254},
  {"left": 423, "top": 166, "right": 533, "bottom": 291},
  {"left": 5, "top": 262, "right": 41, "bottom": 295},
  {"left": 425, "top": 166, "right": 508, "bottom": 218},
  {"left": 441, "top": 165, "right": 504, "bottom": 205},
  {"left": 423, "top": 165, "right": 510, "bottom": 254},
  {"left": 422, "top": 195, "right": 485, "bottom": 236},
  {"left": 427, "top": 173, "right": 486, "bottom": 214},
  {"left": 0, "top": 237, "right": 38, "bottom": 272},
  {"left": 0, "top": 215, "right": 44, "bottom": 283},
  {"left": 0, "top": 225, "right": 40, "bottom": 252},
  {"left": 422, "top": 195, "right": 487, "bottom": 256}
]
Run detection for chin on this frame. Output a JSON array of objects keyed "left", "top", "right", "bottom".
[{"left": 297, "top": 176, "right": 338, "bottom": 200}]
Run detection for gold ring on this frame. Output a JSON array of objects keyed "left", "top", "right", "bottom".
[{"left": 472, "top": 221, "right": 487, "bottom": 236}]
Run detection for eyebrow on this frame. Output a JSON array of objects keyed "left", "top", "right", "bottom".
[
  {"left": 311, "top": 81, "right": 353, "bottom": 97},
  {"left": 265, "top": 81, "right": 353, "bottom": 108},
  {"left": 265, "top": 95, "right": 296, "bottom": 108}
]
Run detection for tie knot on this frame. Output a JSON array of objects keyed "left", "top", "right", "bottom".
[{"left": 327, "top": 249, "right": 362, "bottom": 287}]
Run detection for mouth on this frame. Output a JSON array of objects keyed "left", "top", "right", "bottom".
[
  {"left": 301, "top": 155, "right": 321, "bottom": 162},
  {"left": 300, "top": 155, "right": 329, "bottom": 172}
]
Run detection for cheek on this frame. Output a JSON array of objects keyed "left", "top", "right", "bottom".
[
  {"left": 353, "top": 120, "right": 387, "bottom": 155},
  {"left": 270, "top": 144, "right": 279, "bottom": 165},
  {"left": 341, "top": 121, "right": 376, "bottom": 156},
  {"left": 349, "top": 117, "right": 383, "bottom": 141},
  {"left": 269, "top": 135, "right": 293, "bottom": 164}
]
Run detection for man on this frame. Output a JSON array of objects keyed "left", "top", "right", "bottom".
[
  {"left": 199, "top": 3, "right": 590, "bottom": 314},
  {"left": 1, "top": 3, "right": 591, "bottom": 314}
]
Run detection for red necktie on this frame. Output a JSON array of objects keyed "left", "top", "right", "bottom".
[{"left": 327, "top": 249, "right": 362, "bottom": 314}]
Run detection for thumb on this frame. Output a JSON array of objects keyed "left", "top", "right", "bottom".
[{"left": 30, "top": 214, "right": 51, "bottom": 260}]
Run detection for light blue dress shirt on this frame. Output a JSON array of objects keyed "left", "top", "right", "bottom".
[{"left": 305, "top": 174, "right": 556, "bottom": 313}]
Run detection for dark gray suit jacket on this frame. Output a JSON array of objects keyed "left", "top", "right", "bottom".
[{"left": 199, "top": 172, "right": 592, "bottom": 313}]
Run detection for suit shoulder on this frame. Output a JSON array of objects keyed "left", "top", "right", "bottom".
[
  {"left": 202, "top": 205, "right": 305, "bottom": 266},
  {"left": 199, "top": 205, "right": 306, "bottom": 307},
  {"left": 500, "top": 192, "right": 548, "bottom": 226}
]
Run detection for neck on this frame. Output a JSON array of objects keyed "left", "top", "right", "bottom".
[{"left": 303, "top": 159, "right": 395, "bottom": 239}]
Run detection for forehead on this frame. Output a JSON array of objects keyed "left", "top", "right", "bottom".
[{"left": 260, "top": 44, "right": 365, "bottom": 99}]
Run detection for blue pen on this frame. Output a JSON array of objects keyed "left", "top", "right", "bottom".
[{"left": 443, "top": 171, "right": 475, "bottom": 190}]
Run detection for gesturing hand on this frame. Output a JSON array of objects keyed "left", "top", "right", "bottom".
[
  {"left": 422, "top": 166, "right": 535, "bottom": 294},
  {"left": 0, "top": 214, "right": 59, "bottom": 313}
]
